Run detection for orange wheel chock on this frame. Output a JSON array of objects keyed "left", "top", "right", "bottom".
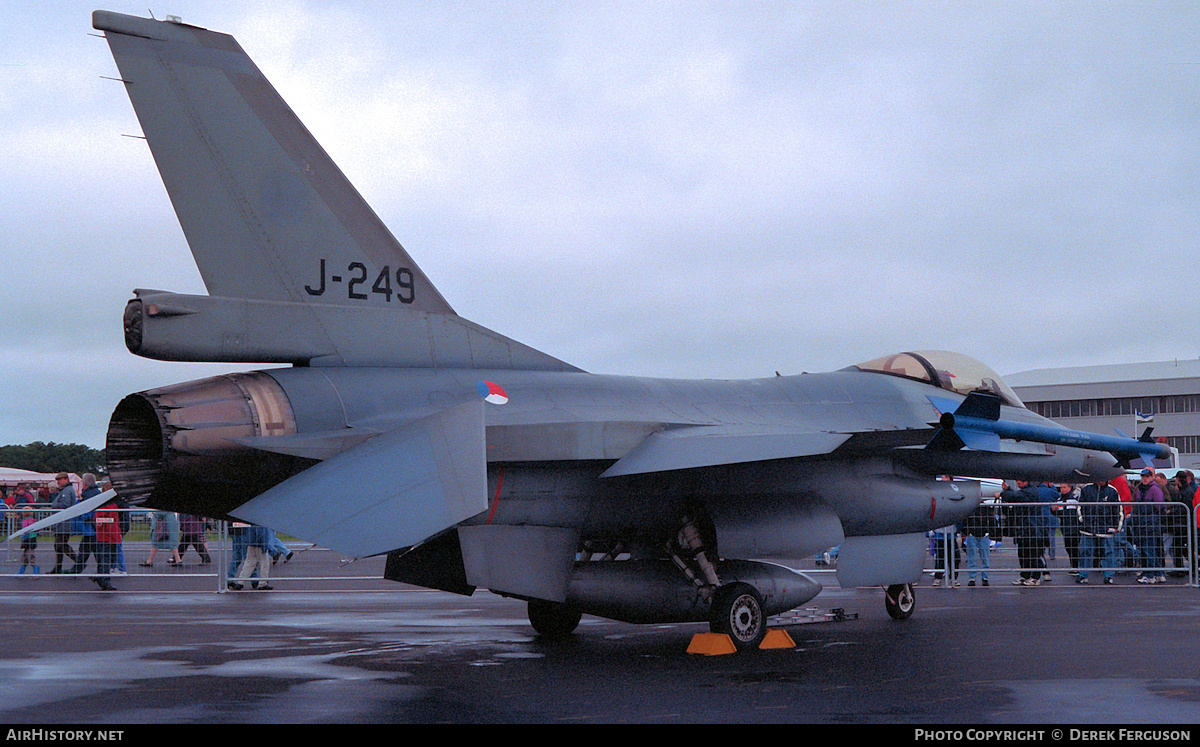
[
  {"left": 687, "top": 633, "right": 738, "bottom": 655},
  {"left": 759, "top": 628, "right": 796, "bottom": 649},
  {"left": 687, "top": 628, "right": 796, "bottom": 655}
]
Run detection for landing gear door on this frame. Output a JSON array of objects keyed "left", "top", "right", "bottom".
[{"left": 835, "top": 533, "right": 926, "bottom": 588}]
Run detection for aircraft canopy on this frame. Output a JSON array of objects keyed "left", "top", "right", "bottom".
[{"left": 850, "top": 350, "right": 1024, "bottom": 408}]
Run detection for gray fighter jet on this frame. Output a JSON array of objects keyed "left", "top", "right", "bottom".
[{"left": 91, "top": 11, "right": 1170, "bottom": 649}]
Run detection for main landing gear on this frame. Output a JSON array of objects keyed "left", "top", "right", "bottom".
[
  {"left": 708, "top": 581, "right": 767, "bottom": 651},
  {"left": 669, "top": 513, "right": 767, "bottom": 651},
  {"left": 884, "top": 583, "right": 915, "bottom": 620}
]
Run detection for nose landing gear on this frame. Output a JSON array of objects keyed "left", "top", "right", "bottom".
[{"left": 884, "top": 583, "right": 915, "bottom": 620}]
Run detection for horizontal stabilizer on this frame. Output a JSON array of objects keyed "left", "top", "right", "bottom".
[
  {"left": 4, "top": 490, "right": 116, "bottom": 542},
  {"left": 124, "top": 291, "right": 580, "bottom": 370},
  {"left": 601, "top": 425, "right": 851, "bottom": 478},
  {"left": 231, "top": 401, "right": 488, "bottom": 558}
]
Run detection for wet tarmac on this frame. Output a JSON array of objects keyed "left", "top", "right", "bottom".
[{"left": 1, "top": 544, "right": 1198, "bottom": 725}]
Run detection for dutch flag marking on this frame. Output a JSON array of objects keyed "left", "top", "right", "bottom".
[{"left": 477, "top": 381, "right": 509, "bottom": 405}]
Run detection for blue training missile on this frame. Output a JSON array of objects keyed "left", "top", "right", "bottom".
[{"left": 926, "top": 391, "right": 1171, "bottom": 469}]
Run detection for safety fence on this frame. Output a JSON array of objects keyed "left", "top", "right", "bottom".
[
  {"left": 2, "top": 503, "right": 1198, "bottom": 590},
  {"left": 0, "top": 508, "right": 386, "bottom": 591},
  {"left": 920, "top": 498, "right": 1198, "bottom": 587},
  {"left": 786, "top": 499, "right": 1198, "bottom": 588}
]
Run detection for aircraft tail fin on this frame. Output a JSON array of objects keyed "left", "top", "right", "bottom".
[
  {"left": 93, "top": 11, "right": 453, "bottom": 314},
  {"left": 95, "top": 11, "right": 578, "bottom": 372}
]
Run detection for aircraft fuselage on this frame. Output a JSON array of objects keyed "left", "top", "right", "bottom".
[{"left": 108, "top": 363, "right": 1117, "bottom": 563}]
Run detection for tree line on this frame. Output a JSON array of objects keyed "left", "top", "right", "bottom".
[{"left": 0, "top": 442, "right": 106, "bottom": 476}]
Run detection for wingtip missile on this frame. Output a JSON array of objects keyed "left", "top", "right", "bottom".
[{"left": 926, "top": 391, "right": 1173, "bottom": 467}]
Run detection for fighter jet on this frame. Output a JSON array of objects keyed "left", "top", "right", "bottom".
[{"left": 89, "top": 10, "right": 1171, "bottom": 649}]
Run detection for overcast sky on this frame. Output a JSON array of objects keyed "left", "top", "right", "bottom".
[{"left": 2, "top": 1, "right": 1197, "bottom": 449}]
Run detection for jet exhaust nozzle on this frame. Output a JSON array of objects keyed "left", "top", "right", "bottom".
[{"left": 105, "top": 372, "right": 313, "bottom": 516}]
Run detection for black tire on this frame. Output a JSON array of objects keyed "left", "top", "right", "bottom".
[
  {"left": 528, "top": 599, "right": 583, "bottom": 638},
  {"left": 709, "top": 582, "right": 767, "bottom": 651},
  {"left": 885, "top": 583, "right": 915, "bottom": 620}
]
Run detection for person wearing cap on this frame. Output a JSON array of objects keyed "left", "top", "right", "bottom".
[
  {"left": 1130, "top": 469, "right": 1166, "bottom": 584},
  {"left": 47, "top": 473, "right": 78, "bottom": 574}
]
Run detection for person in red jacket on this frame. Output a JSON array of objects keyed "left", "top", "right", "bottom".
[
  {"left": 92, "top": 495, "right": 123, "bottom": 591},
  {"left": 1111, "top": 473, "right": 1138, "bottom": 570}
]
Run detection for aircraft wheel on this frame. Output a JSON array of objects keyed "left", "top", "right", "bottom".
[
  {"left": 528, "top": 599, "right": 583, "bottom": 638},
  {"left": 885, "top": 583, "right": 915, "bottom": 620},
  {"left": 709, "top": 582, "right": 767, "bottom": 651}
]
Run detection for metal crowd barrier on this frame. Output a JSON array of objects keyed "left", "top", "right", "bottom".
[
  {"left": 0, "top": 508, "right": 385, "bottom": 591},
  {"left": 3, "top": 503, "right": 1197, "bottom": 590},
  {"left": 919, "top": 499, "right": 1198, "bottom": 587}
]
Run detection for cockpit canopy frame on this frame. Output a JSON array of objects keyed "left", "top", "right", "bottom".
[{"left": 849, "top": 350, "right": 1024, "bottom": 409}]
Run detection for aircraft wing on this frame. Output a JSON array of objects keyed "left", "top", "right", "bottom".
[
  {"left": 600, "top": 424, "right": 852, "bottom": 477},
  {"left": 230, "top": 401, "right": 488, "bottom": 558}
]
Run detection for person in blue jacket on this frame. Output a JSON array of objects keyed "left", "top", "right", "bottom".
[
  {"left": 229, "top": 523, "right": 273, "bottom": 591},
  {"left": 67, "top": 474, "right": 102, "bottom": 574},
  {"left": 1035, "top": 482, "right": 1057, "bottom": 582}
]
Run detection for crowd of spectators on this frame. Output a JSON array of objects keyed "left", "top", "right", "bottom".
[
  {"left": 926, "top": 468, "right": 1197, "bottom": 586},
  {"left": 2, "top": 476, "right": 292, "bottom": 590}
]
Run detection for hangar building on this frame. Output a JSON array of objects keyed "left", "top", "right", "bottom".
[{"left": 1007, "top": 360, "right": 1200, "bottom": 472}]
